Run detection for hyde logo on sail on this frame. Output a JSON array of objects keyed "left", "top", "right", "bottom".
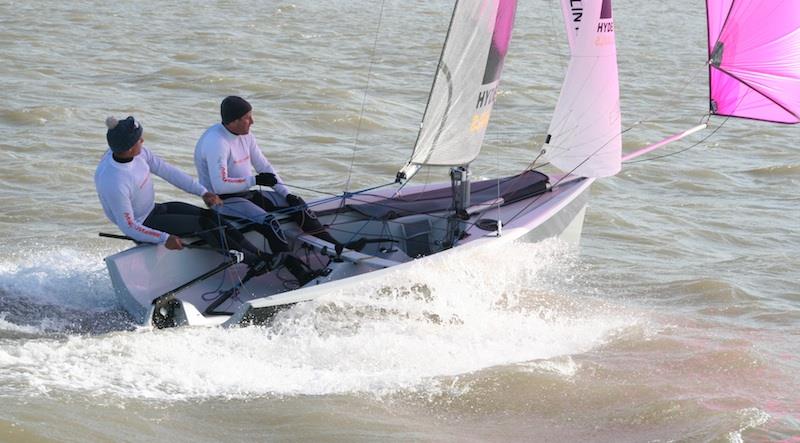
[
  {"left": 471, "top": 0, "right": 517, "bottom": 133},
  {"left": 569, "top": 0, "right": 614, "bottom": 37},
  {"left": 595, "top": 0, "right": 615, "bottom": 47}
]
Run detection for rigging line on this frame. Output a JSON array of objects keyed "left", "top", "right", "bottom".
[
  {"left": 218, "top": 177, "right": 523, "bottom": 238},
  {"left": 502, "top": 123, "right": 637, "bottom": 227},
  {"left": 619, "top": 61, "right": 710, "bottom": 135},
  {"left": 324, "top": 223, "right": 442, "bottom": 250},
  {"left": 494, "top": 130, "right": 501, "bottom": 226},
  {"left": 626, "top": 76, "right": 754, "bottom": 165},
  {"left": 320, "top": 0, "right": 389, "bottom": 251},
  {"left": 539, "top": 123, "right": 627, "bottom": 172},
  {"left": 324, "top": 180, "right": 397, "bottom": 223},
  {"left": 276, "top": 188, "right": 450, "bottom": 224},
  {"left": 400, "top": 165, "right": 437, "bottom": 201},
  {"left": 502, "top": 114, "right": 713, "bottom": 230},
  {"left": 343, "top": 0, "right": 387, "bottom": 194},
  {"left": 201, "top": 275, "right": 229, "bottom": 302},
  {"left": 526, "top": 148, "right": 548, "bottom": 171},
  {"left": 524, "top": 0, "right": 578, "bottom": 171},
  {"left": 213, "top": 209, "right": 252, "bottom": 294},
  {"left": 271, "top": 179, "right": 398, "bottom": 215},
  {"left": 284, "top": 180, "right": 397, "bottom": 200},
  {"left": 551, "top": 61, "right": 707, "bottom": 150},
  {"left": 215, "top": 200, "right": 303, "bottom": 221},
  {"left": 401, "top": 1, "right": 461, "bottom": 179},
  {"left": 552, "top": 123, "right": 636, "bottom": 183},
  {"left": 215, "top": 181, "right": 398, "bottom": 232},
  {"left": 216, "top": 184, "right": 464, "bottom": 240},
  {"left": 548, "top": 0, "right": 569, "bottom": 73},
  {"left": 213, "top": 209, "right": 230, "bottom": 253}
]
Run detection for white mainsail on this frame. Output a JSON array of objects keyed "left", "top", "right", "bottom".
[
  {"left": 399, "top": 0, "right": 518, "bottom": 180},
  {"left": 544, "top": 0, "right": 621, "bottom": 178}
]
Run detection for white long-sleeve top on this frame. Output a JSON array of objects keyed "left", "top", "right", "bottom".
[
  {"left": 194, "top": 123, "right": 289, "bottom": 197},
  {"left": 95, "top": 146, "right": 208, "bottom": 243}
]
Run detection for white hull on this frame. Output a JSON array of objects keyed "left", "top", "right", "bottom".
[{"left": 105, "top": 175, "right": 593, "bottom": 328}]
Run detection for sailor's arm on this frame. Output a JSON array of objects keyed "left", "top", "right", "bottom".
[
  {"left": 249, "top": 138, "right": 290, "bottom": 197},
  {"left": 144, "top": 147, "right": 209, "bottom": 197},
  {"left": 200, "top": 142, "right": 255, "bottom": 194},
  {"left": 102, "top": 187, "right": 170, "bottom": 245}
]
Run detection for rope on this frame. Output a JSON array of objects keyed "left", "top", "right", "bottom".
[{"left": 343, "top": 0, "right": 387, "bottom": 194}]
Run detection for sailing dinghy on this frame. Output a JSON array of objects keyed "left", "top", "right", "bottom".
[{"left": 102, "top": 0, "right": 800, "bottom": 328}]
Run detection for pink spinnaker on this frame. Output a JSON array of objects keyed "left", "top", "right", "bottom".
[{"left": 707, "top": 0, "right": 800, "bottom": 123}]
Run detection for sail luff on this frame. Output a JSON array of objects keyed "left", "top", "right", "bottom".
[{"left": 399, "top": 1, "right": 463, "bottom": 181}]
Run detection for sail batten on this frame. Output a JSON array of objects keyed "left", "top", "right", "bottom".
[
  {"left": 400, "top": 0, "right": 518, "bottom": 179},
  {"left": 707, "top": 0, "right": 800, "bottom": 123}
]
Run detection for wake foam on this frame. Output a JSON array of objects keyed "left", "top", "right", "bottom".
[
  {"left": 0, "top": 240, "right": 641, "bottom": 400},
  {"left": 0, "top": 248, "right": 133, "bottom": 335}
]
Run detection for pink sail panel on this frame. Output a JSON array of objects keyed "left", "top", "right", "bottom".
[{"left": 707, "top": 0, "right": 800, "bottom": 123}]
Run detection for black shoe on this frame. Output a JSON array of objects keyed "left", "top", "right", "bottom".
[
  {"left": 335, "top": 237, "right": 368, "bottom": 256},
  {"left": 245, "top": 261, "right": 269, "bottom": 279},
  {"left": 245, "top": 252, "right": 278, "bottom": 278},
  {"left": 347, "top": 238, "right": 368, "bottom": 252},
  {"left": 283, "top": 255, "right": 318, "bottom": 286}
]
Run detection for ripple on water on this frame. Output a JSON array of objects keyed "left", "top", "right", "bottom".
[{"left": 0, "top": 107, "right": 78, "bottom": 126}]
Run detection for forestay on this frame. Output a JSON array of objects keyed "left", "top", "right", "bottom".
[
  {"left": 707, "top": 0, "right": 800, "bottom": 123},
  {"left": 399, "top": 0, "right": 518, "bottom": 180},
  {"left": 543, "top": 0, "right": 621, "bottom": 178}
]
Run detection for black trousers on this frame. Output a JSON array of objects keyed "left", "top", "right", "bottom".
[{"left": 143, "top": 202, "right": 262, "bottom": 265}]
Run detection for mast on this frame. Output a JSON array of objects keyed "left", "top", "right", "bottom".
[{"left": 444, "top": 165, "right": 471, "bottom": 248}]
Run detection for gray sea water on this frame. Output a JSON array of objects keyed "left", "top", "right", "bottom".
[{"left": 0, "top": 0, "right": 798, "bottom": 441}]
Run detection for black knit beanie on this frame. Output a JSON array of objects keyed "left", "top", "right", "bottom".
[
  {"left": 220, "top": 96, "right": 252, "bottom": 125},
  {"left": 106, "top": 116, "right": 143, "bottom": 153}
]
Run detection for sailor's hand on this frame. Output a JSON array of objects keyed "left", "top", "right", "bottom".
[
  {"left": 202, "top": 192, "right": 223, "bottom": 208},
  {"left": 255, "top": 172, "right": 278, "bottom": 187},
  {"left": 285, "top": 193, "right": 305, "bottom": 207},
  {"left": 165, "top": 235, "right": 184, "bottom": 250}
]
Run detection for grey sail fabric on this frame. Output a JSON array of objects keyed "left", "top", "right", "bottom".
[{"left": 399, "top": 0, "right": 518, "bottom": 179}]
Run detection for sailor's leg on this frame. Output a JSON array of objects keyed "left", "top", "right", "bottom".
[
  {"left": 144, "top": 202, "right": 264, "bottom": 265},
  {"left": 216, "top": 196, "right": 290, "bottom": 253},
  {"left": 248, "top": 191, "right": 347, "bottom": 247},
  {"left": 196, "top": 213, "right": 267, "bottom": 264},
  {"left": 143, "top": 202, "right": 206, "bottom": 237}
]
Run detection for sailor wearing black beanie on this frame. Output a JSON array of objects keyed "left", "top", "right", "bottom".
[
  {"left": 220, "top": 96, "right": 253, "bottom": 125},
  {"left": 105, "top": 116, "right": 143, "bottom": 153},
  {"left": 195, "top": 96, "right": 367, "bottom": 270}
]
